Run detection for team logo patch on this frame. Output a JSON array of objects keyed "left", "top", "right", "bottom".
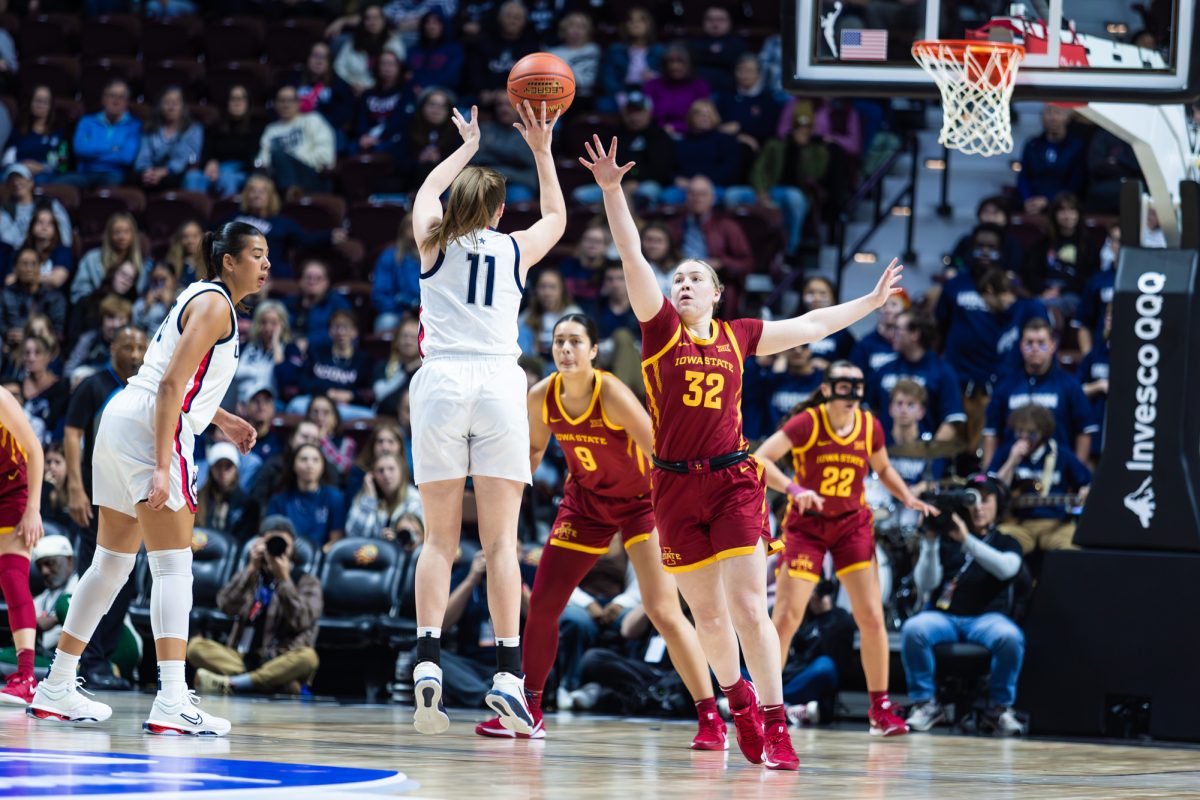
[
  {"left": 590, "top": 419, "right": 605, "bottom": 428},
  {"left": 354, "top": 544, "right": 379, "bottom": 566},
  {"left": 191, "top": 531, "right": 208, "bottom": 552},
  {"left": 854, "top": 441, "right": 866, "bottom": 450},
  {"left": 790, "top": 554, "right": 815, "bottom": 574},
  {"left": 717, "top": 344, "right": 732, "bottom": 353},
  {"left": 660, "top": 547, "right": 682, "bottom": 567},
  {"left": 553, "top": 522, "right": 579, "bottom": 541}
]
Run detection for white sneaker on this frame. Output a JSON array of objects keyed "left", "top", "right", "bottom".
[
  {"left": 786, "top": 700, "right": 821, "bottom": 727},
  {"left": 906, "top": 700, "right": 946, "bottom": 732},
  {"left": 486, "top": 672, "right": 533, "bottom": 735},
  {"left": 27, "top": 678, "right": 112, "bottom": 724},
  {"left": 143, "top": 692, "right": 231, "bottom": 736},
  {"left": 412, "top": 661, "right": 449, "bottom": 735},
  {"left": 567, "top": 682, "right": 602, "bottom": 711},
  {"left": 988, "top": 706, "right": 1027, "bottom": 736}
]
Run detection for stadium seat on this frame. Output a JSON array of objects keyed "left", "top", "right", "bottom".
[
  {"left": 34, "top": 184, "right": 80, "bottom": 214},
  {"left": 80, "top": 57, "right": 143, "bottom": 110},
  {"left": 283, "top": 193, "right": 347, "bottom": 232},
  {"left": 144, "top": 191, "right": 213, "bottom": 241},
  {"left": 78, "top": 187, "right": 147, "bottom": 239},
  {"left": 19, "top": 14, "right": 79, "bottom": 59},
  {"left": 336, "top": 153, "right": 395, "bottom": 203},
  {"left": 81, "top": 14, "right": 142, "bottom": 60},
  {"left": 933, "top": 642, "right": 993, "bottom": 731},
  {"left": 265, "top": 18, "right": 326, "bottom": 71},
  {"left": 21, "top": 57, "right": 81, "bottom": 102},
  {"left": 205, "top": 61, "right": 270, "bottom": 108},
  {"left": 187, "top": 528, "right": 239, "bottom": 632},
  {"left": 140, "top": 16, "right": 202, "bottom": 63},
  {"left": 211, "top": 197, "right": 239, "bottom": 226},
  {"left": 143, "top": 60, "right": 205, "bottom": 105},
  {"left": 316, "top": 537, "right": 404, "bottom": 647},
  {"left": 203, "top": 17, "right": 266, "bottom": 64},
  {"left": 378, "top": 546, "right": 420, "bottom": 647},
  {"left": 348, "top": 202, "right": 406, "bottom": 255}
]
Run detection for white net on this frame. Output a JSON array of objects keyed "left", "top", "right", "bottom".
[{"left": 913, "top": 41, "right": 1025, "bottom": 157}]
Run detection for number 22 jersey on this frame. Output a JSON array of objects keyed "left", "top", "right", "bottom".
[
  {"left": 782, "top": 405, "right": 884, "bottom": 517},
  {"left": 418, "top": 228, "right": 523, "bottom": 359},
  {"left": 640, "top": 298, "right": 763, "bottom": 462}
]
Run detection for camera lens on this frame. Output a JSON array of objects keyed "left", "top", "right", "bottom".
[{"left": 265, "top": 535, "right": 288, "bottom": 557}]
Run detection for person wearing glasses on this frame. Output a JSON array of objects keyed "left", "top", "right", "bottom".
[
  {"left": 981, "top": 317, "right": 1095, "bottom": 468},
  {"left": 255, "top": 86, "right": 337, "bottom": 195},
  {"left": 51, "top": 79, "right": 140, "bottom": 189},
  {"left": 864, "top": 310, "right": 964, "bottom": 442}
]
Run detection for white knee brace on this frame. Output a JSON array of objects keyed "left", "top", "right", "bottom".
[
  {"left": 148, "top": 547, "right": 193, "bottom": 642},
  {"left": 61, "top": 546, "right": 136, "bottom": 642}
]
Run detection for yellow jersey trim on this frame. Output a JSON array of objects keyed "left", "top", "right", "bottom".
[
  {"left": 835, "top": 560, "right": 874, "bottom": 578},
  {"left": 549, "top": 539, "right": 610, "bottom": 555},
  {"left": 684, "top": 319, "right": 719, "bottom": 346},
  {"left": 821, "top": 405, "right": 862, "bottom": 447},
  {"left": 623, "top": 533, "right": 653, "bottom": 550},
  {"left": 663, "top": 544, "right": 758, "bottom": 574},
  {"left": 642, "top": 325, "right": 682, "bottom": 368},
  {"left": 555, "top": 371, "right": 602, "bottom": 427}
]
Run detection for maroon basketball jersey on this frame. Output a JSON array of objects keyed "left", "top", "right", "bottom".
[
  {"left": 782, "top": 405, "right": 883, "bottom": 519},
  {"left": 0, "top": 423, "right": 29, "bottom": 528},
  {"left": 544, "top": 371, "right": 652, "bottom": 498},
  {"left": 640, "top": 298, "right": 763, "bottom": 463}
]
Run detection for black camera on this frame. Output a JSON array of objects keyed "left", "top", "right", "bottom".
[
  {"left": 919, "top": 487, "right": 982, "bottom": 535},
  {"left": 265, "top": 534, "right": 289, "bottom": 558}
]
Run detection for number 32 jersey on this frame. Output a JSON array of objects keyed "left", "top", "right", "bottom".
[
  {"left": 419, "top": 228, "right": 523, "bottom": 359},
  {"left": 782, "top": 405, "right": 884, "bottom": 517},
  {"left": 641, "top": 297, "right": 763, "bottom": 462}
]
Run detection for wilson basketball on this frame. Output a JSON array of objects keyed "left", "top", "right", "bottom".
[{"left": 507, "top": 52, "right": 576, "bottom": 116}]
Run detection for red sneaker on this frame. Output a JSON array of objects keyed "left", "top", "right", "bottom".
[
  {"left": 729, "top": 683, "right": 765, "bottom": 764},
  {"left": 761, "top": 722, "right": 800, "bottom": 771},
  {"left": 691, "top": 706, "right": 728, "bottom": 751},
  {"left": 868, "top": 698, "right": 909, "bottom": 737},
  {"left": 475, "top": 706, "right": 545, "bottom": 740},
  {"left": 0, "top": 672, "right": 36, "bottom": 706}
]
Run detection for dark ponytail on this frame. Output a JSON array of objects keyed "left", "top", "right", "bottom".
[{"left": 200, "top": 221, "right": 264, "bottom": 280}]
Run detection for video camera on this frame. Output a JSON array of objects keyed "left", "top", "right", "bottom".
[{"left": 918, "top": 486, "right": 983, "bottom": 536}]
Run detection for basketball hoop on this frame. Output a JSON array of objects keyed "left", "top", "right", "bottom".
[{"left": 912, "top": 40, "right": 1025, "bottom": 157}]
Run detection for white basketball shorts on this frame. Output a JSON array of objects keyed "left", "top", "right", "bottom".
[
  {"left": 409, "top": 356, "right": 531, "bottom": 486},
  {"left": 92, "top": 386, "right": 198, "bottom": 517}
]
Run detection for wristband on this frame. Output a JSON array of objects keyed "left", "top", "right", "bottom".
[{"left": 786, "top": 482, "right": 808, "bottom": 500}]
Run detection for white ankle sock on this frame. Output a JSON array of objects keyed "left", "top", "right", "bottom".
[
  {"left": 157, "top": 660, "right": 187, "bottom": 703},
  {"left": 45, "top": 650, "right": 79, "bottom": 687}
]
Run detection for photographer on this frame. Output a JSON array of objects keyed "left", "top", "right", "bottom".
[
  {"left": 902, "top": 475, "right": 1026, "bottom": 736},
  {"left": 188, "top": 517, "right": 322, "bottom": 696}
]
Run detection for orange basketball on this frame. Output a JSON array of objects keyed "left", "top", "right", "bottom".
[{"left": 507, "top": 52, "right": 576, "bottom": 116}]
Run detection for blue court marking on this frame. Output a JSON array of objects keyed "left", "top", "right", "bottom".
[{"left": 0, "top": 748, "right": 407, "bottom": 798}]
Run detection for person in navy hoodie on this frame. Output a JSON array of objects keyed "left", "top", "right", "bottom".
[
  {"left": 291, "top": 309, "right": 374, "bottom": 420},
  {"left": 407, "top": 11, "right": 464, "bottom": 95},
  {"left": 982, "top": 317, "right": 1095, "bottom": 468},
  {"left": 353, "top": 51, "right": 416, "bottom": 154},
  {"left": 283, "top": 259, "right": 352, "bottom": 354},
  {"left": 866, "top": 310, "right": 965, "bottom": 441},
  {"left": 937, "top": 263, "right": 1049, "bottom": 448},
  {"left": 1073, "top": 223, "right": 1118, "bottom": 356},
  {"left": 1077, "top": 303, "right": 1110, "bottom": 466},
  {"left": 849, "top": 290, "right": 906, "bottom": 381},
  {"left": 266, "top": 443, "right": 347, "bottom": 547},
  {"left": 52, "top": 79, "right": 140, "bottom": 189},
  {"left": 1015, "top": 105, "right": 1085, "bottom": 216},
  {"left": 743, "top": 343, "right": 823, "bottom": 439}
]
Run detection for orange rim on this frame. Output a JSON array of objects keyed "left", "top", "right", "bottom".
[{"left": 912, "top": 39, "right": 1025, "bottom": 65}]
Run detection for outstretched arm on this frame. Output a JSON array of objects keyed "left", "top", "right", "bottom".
[
  {"left": 510, "top": 101, "right": 567, "bottom": 278},
  {"left": 757, "top": 259, "right": 904, "bottom": 356},
  {"left": 412, "top": 105, "right": 482, "bottom": 264},
  {"left": 580, "top": 136, "right": 662, "bottom": 322}
]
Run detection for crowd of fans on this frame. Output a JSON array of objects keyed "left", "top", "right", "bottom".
[{"left": 0, "top": 0, "right": 1167, "bottom": 734}]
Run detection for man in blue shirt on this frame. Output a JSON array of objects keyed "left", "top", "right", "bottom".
[
  {"left": 866, "top": 310, "right": 965, "bottom": 441},
  {"left": 989, "top": 404, "right": 1091, "bottom": 554},
  {"left": 1016, "top": 105, "right": 1085, "bottom": 216},
  {"left": 52, "top": 79, "right": 141, "bottom": 189},
  {"left": 982, "top": 317, "right": 1095, "bottom": 468}
]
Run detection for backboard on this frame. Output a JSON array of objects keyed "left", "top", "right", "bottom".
[{"left": 784, "top": 0, "right": 1200, "bottom": 103}]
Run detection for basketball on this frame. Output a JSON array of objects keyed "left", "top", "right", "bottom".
[{"left": 507, "top": 52, "right": 575, "bottom": 116}]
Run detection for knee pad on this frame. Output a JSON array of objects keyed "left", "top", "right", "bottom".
[
  {"left": 0, "top": 553, "right": 35, "bottom": 631},
  {"left": 148, "top": 547, "right": 193, "bottom": 642},
  {"left": 61, "top": 546, "right": 136, "bottom": 641}
]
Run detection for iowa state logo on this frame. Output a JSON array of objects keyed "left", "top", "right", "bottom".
[
  {"left": 790, "top": 554, "right": 815, "bottom": 575},
  {"left": 660, "top": 547, "right": 683, "bottom": 567},
  {"left": 552, "top": 522, "right": 579, "bottom": 541}
]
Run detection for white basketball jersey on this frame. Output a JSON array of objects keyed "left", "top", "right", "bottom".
[
  {"left": 128, "top": 280, "right": 240, "bottom": 435},
  {"left": 419, "top": 229, "right": 523, "bottom": 359}
]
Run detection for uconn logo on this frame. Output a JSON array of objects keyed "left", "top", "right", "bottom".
[{"left": 1124, "top": 271, "right": 1165, "bottom": 528}]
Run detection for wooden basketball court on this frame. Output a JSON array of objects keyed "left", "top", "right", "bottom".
[{"left": 3, "top": 693, "right": 1198, "bottom": 798}]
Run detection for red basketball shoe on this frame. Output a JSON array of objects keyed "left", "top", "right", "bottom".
[
  {"left": 0, "top": 672, "right": 35, "bottom": 705},
  {"left": 690, "top": 706, "right": 728, "bottom": 751},
  {"left": 761, "top": 722, "right": 800, "bottom": 771},
  {"left": 729, "top": 684, "right": 765, "bottom": 764},
  {"left": 868, "top": 698, "right": 910, "bottom": 737},
  {"left": 475, "top": 706, "right": 545, "bottom": 740}
]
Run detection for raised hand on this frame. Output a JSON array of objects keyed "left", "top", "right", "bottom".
[
  {"left": 513, "top": 100, "right": 560, "bottom": 154},
  {"left": 450, "top": 105, "right": 481, "bottom": 148},
  {"left": 869, "top": 258, "right": 904, "bottom": 308},
  {"left": 579, "top": 135, "right": 635, "bottom": 191}
]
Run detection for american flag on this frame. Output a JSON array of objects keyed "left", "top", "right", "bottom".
[{"left": 840, "top": 29, "right": 888, "bottom": 61}]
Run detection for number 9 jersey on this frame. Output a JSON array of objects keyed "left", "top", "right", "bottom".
[{"left": 418, "top": 229, "right": 524, "bottom": 359}]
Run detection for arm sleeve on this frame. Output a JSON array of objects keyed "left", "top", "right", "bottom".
[
  {"left": 960, "top": 533, "right": 1022, "bottom": 581},
  {"left": 912, "top": 538, "right": 944, "bottom": 599},
  {"left": 72, "top": 117, "right": 103, "bottom": 159}
]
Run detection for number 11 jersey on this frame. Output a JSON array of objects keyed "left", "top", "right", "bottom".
[{"left": 418, "top": 228, "right": 523, "bottom": 359}]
